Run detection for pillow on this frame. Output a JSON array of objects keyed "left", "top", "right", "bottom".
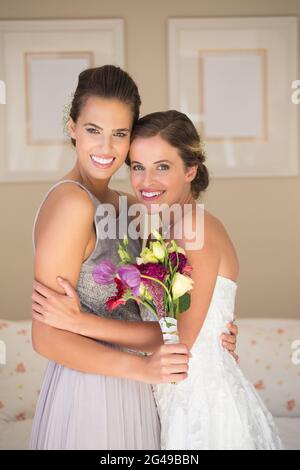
[
  {"left": 237, "top": 318, "right": 300, "bottom": 417},
  {"left": 0, "top": 319, "right": 46, "bottom": 422}
]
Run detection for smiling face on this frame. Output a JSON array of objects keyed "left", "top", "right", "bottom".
[
  {"left": 129, "top": 134, "right": 197, "bottom": 214},
  {"left": 68, "top": 96, "right": 133, "bottom": 181}
]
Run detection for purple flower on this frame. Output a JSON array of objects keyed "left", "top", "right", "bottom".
[
  {"left": 138, "top": 263, "right": 168, "bottom": 285},
  {"left": 118, "top": 265, "right": 141, "bottom": 296},
  {"left": 169, "top": 252, "right": 187, "bottom": 273},
  {"left": 93, "top": 260, "right": 116, "bottom": 285}
]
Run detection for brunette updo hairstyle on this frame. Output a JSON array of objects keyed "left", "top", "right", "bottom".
[
  {"left": 69, "top": 65, "right": 141, "bottom": 146},
  {"left": 127, "top": 110, "right": 209, "bottom": 199}
]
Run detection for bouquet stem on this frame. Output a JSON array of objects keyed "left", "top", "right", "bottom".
[{"left": 159, "top": 316, "right": 179, "bottom": 344}]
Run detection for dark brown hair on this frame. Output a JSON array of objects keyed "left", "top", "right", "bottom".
[
  {"left": 69, "top": 65, "right": 141, "bottom": 146},
  {"left": 127, "top": 110, "right": 209, "bottom": 199}
]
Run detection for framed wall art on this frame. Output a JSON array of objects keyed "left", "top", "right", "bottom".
[
  {"left": 168, "top": 17, "right": 298, "bottom": 177},
  {"left": 0, "top": 19, "right": 125, "bottom": 182}
]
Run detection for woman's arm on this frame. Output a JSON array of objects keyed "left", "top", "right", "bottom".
[
  {"left": 176, "top": 211, "right": 237, "bottom": 350},
  {"left": 78, "top": 315, "right": 164, "bottom": 353},
  {"left": 32, "top": 185, "right": 189, "bottom": 383},
  {"left": 32, "top": 247, "right": 238, "bottom": 357},
  {"left": 33, "top": 316, "right": 188, "bottom": 384},
  {"left": 32, "top": 277, "right": 163, "bottom": 353}
]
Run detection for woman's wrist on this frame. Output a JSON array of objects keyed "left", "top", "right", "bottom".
[
  {"left": 74, "top": 311, "right": 96, "bottom": 336},
  {"left": 128, "top": 354, "right": 148, "bottom": 383}
]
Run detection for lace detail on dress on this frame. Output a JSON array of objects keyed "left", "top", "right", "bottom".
[{"left": 141, "top": 276, "right": 284, "bottom": 450}]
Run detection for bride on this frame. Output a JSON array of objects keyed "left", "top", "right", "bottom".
[{"left": 32, "top": 109, "right": 282, "bottom": 450}]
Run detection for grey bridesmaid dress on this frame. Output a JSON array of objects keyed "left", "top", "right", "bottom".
[{"left": 30, "top": 180, "right": 160, "bottom": 450}]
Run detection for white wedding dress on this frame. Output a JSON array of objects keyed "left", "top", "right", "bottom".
[{"left": 141, "top": 275, "right": 283, "bottom": 450}]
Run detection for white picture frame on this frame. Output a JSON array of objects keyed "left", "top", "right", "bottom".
[
  {"left": 168, "top": 17, "right": 298, "bottom": 178},
  {"left": 0, "top": 19, "right": 126, "bottom": 182}
]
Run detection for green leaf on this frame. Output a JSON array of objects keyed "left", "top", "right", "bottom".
[
  {"left": 178, "top": 293, "right": 191, "bottom": 313},
  {"left": 123, "top": 289, "right": 133, "bottom": 300},
  {"left": 123, "top": 234, "right": 129, "bottom": 247}
]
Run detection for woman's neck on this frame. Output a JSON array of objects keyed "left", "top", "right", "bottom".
[
  {"left": 65, "top": 164, "right": 112, "bottom": 202},
  {"left": 148, "top": 193, "right": 197, "bottom": 239},
  {"left": 169, "top": 192, "right": 197, "bottom": 226}
]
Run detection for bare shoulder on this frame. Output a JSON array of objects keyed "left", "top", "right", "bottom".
[
  {"left": 203, "top": 210, "right": 229, "bottom": 243},
  {"left": 35, "top": 182, "right": 95, "bottom": 241},
  {"left": 34, "top": 182, "right": 96, "bottom": 289},
  {"left": 203, "top": 209, "right": 239, "bottom": 278},
  {"left": 174, "top": 205, "right": 223, "bottom": 246},
  {"left": 41, "top": 182, "right": 94, "bottom": 216},
  {"left": 176, "top": 206, "right": 239, "bottom": 278}
]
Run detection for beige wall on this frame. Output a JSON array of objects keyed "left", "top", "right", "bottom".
[{"left": 0, "top": 0, "right": 299, "bottom": 320}]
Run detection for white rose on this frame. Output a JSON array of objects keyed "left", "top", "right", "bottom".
[{"left": 172, "top": 272, "right": 194, "bottom": 300}]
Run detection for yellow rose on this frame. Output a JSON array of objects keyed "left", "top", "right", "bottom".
[
  {"left": 140, "top": 247, "right": 159, "bottom": 263},
  {"left": 151, "top": 241, "right": 165, "bottom": 262},
  {"left": 172, "top": 272, "right": 194, "bottom": 300}
]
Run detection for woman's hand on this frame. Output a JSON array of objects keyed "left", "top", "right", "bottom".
[
  {"left": 32, "top": 277, "right": 83, "bottom": 333},
  {"left": 141, "top": 343, "right": 190, "bottom": 384},
  {"left": 221, "top": 322, "right": 239, "bottom": 362}
]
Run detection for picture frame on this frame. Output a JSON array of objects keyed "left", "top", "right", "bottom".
[
  {"left": 0, "top": 19, "right": 126, "bottom": 182},
  {"left": 168, "top": 17, "right": 298, "bottom": 177}
]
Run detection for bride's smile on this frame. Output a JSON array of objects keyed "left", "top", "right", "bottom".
[{"left": 129, "top": 134, "right": 196, "bottom": 214}]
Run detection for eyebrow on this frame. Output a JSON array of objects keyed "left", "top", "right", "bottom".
[
  {"left": 84, "top": 122, "right": 130, "bottom": 132},
  {"left": 131, "top": 159, "right": 173, "bottom": 165}
]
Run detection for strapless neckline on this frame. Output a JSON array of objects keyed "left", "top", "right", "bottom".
[{"left": 216, "top": 275, "right": 238, "bottom": 288}]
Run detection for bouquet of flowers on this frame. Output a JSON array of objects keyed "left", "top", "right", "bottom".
[{"left": 92, "top": 230, "right": 194, "bottom": 344}]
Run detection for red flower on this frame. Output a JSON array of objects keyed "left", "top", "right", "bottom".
[
  {"left": 138, "top": 263, "right": 168, "bottom": 282},
  {"left": 106, "top": 297, "right": 126, "bottom": 310},
  {"left": 105, "top": 277, "right": 127, "bottom": 311},
  {"left": 169, "top": 252, "right": 188, "bottom": 273}
]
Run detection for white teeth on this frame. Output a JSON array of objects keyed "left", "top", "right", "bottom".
[
  {"left": 142, "top": 191, "right": 164, "bottom": 198},
  {"left": 91, "top": 155, "right": 114, "bottom": 165}
]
